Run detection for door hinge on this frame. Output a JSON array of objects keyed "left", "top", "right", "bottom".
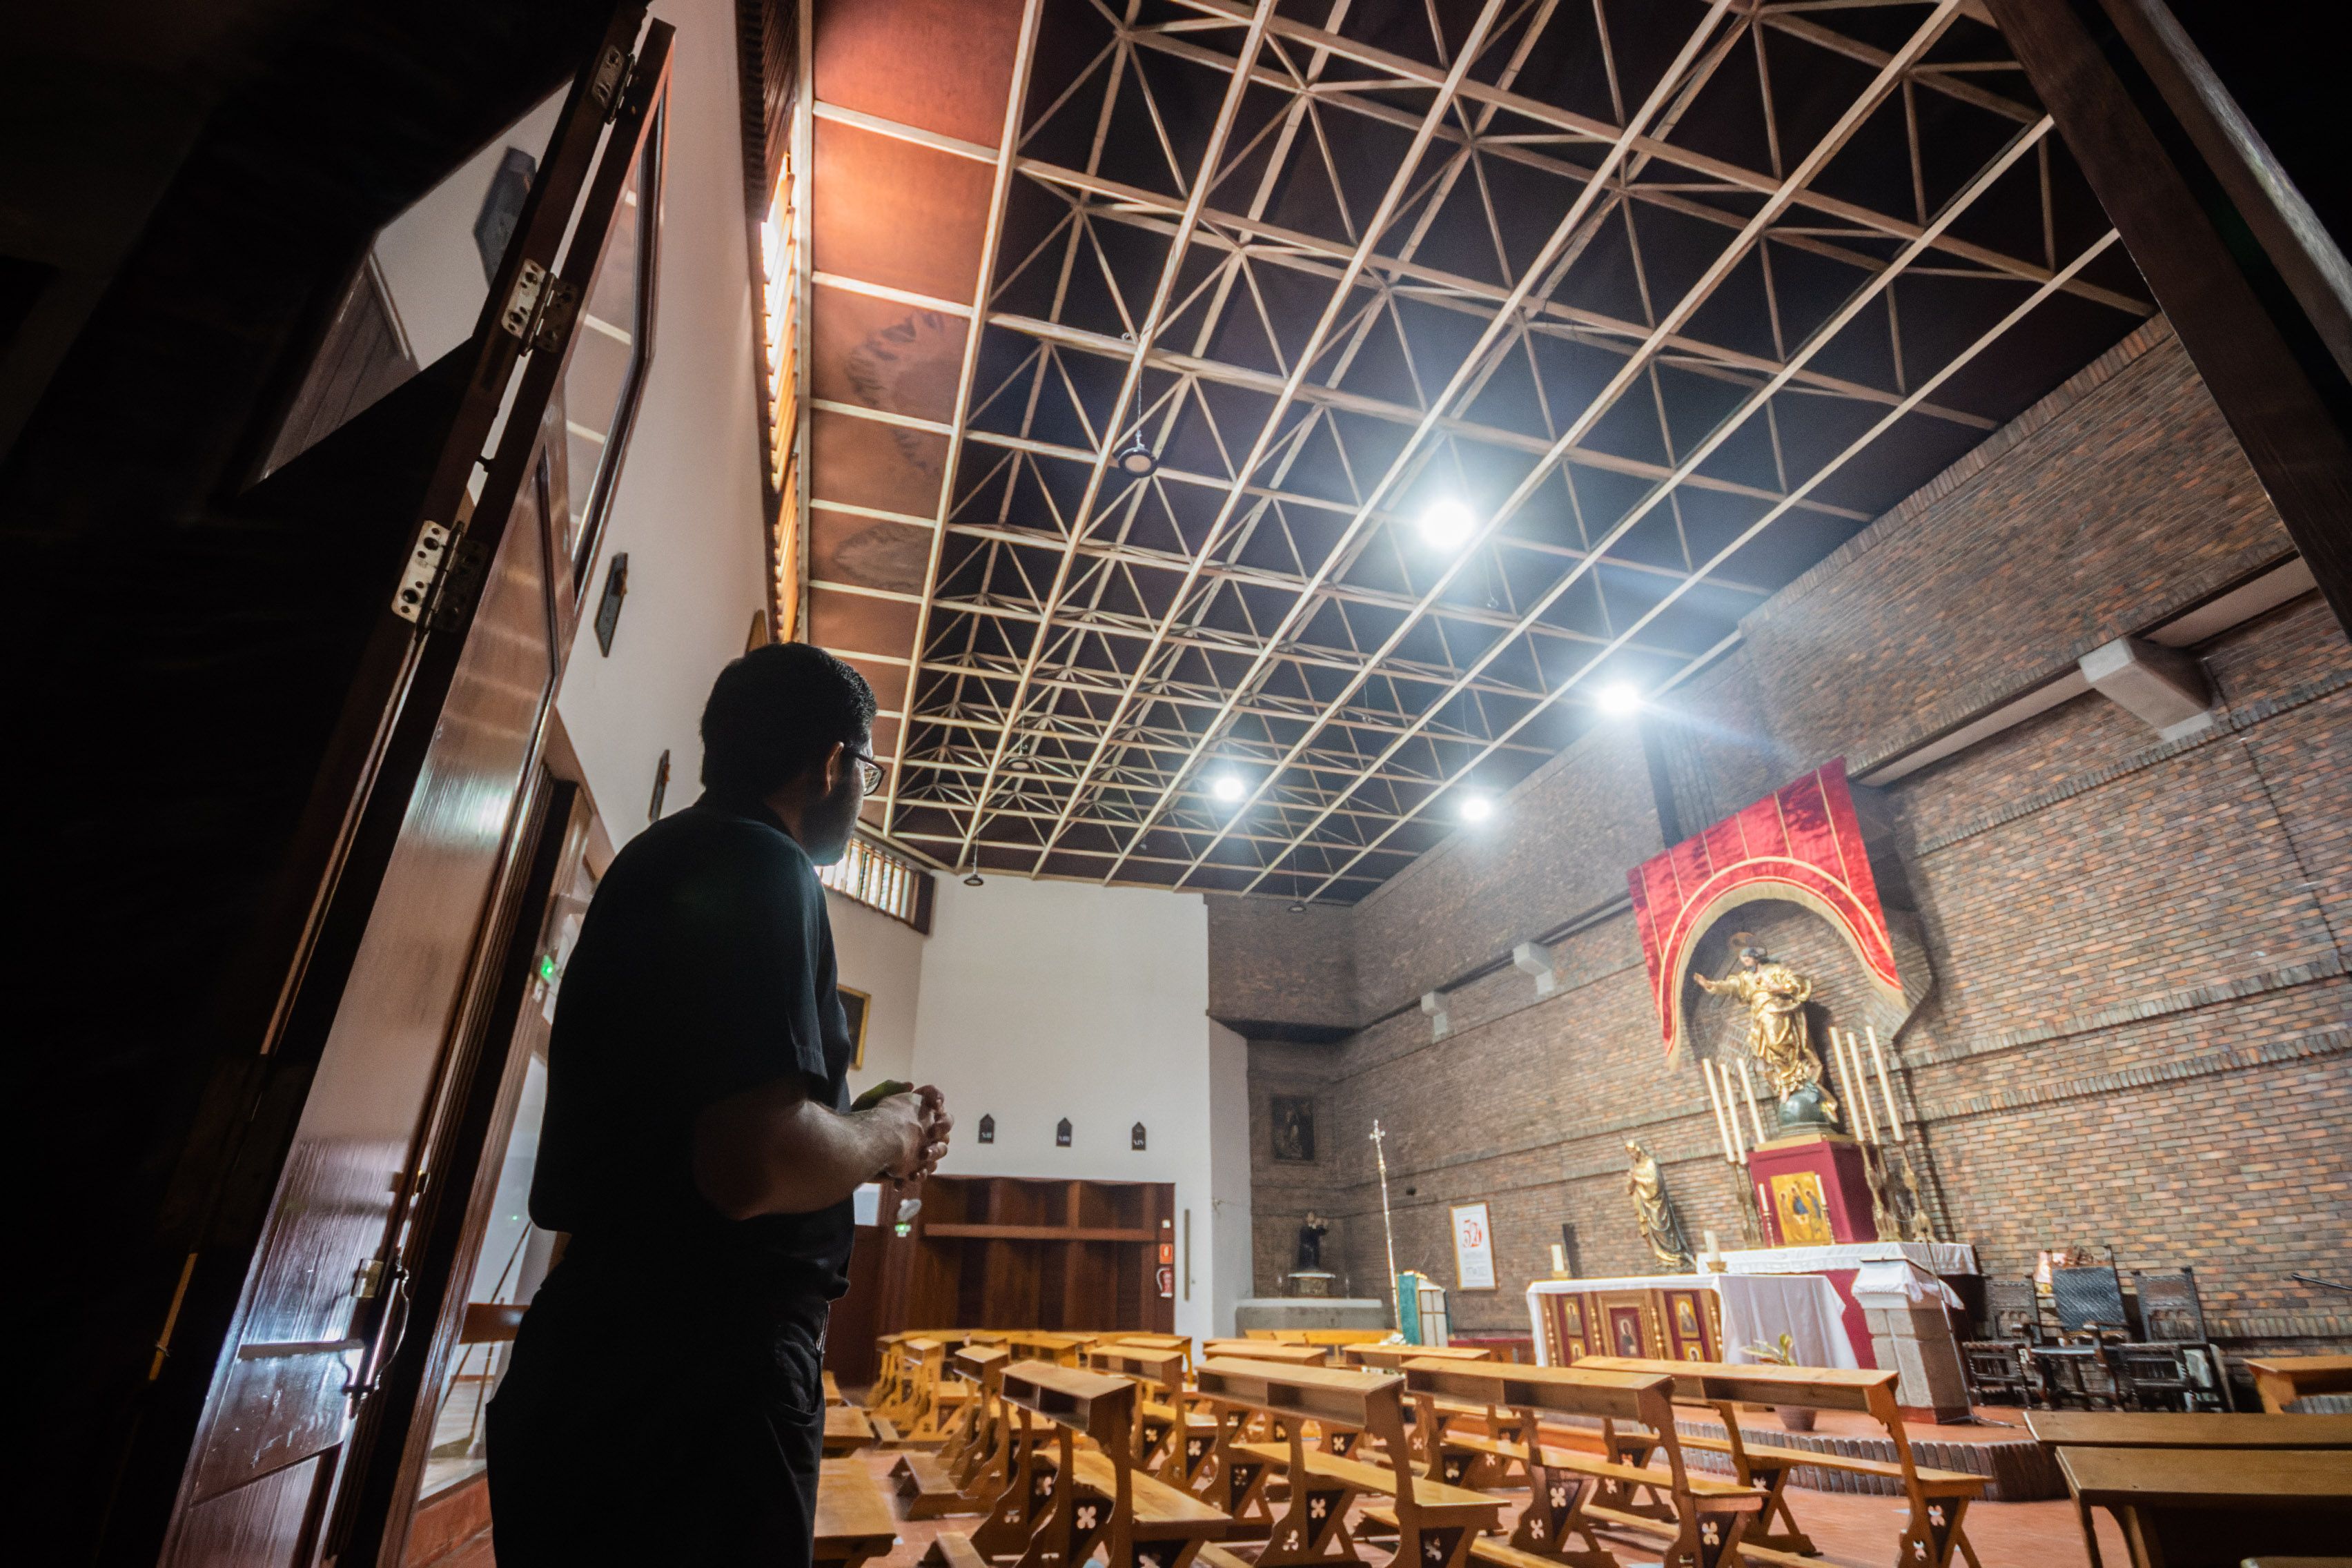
[
  {"left": 391, "top": 520, "right": 490, "bottom": 631},
  {"left": 498, "top": 257, "right": 582, "bottom": 356},
  {"left": 589, "top": 43, "right": 631, "bottom": 120},
  {"left": 353, "top": 1257, "right": 386, "bottom": 1300}
]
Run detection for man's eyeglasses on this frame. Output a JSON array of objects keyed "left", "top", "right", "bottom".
[{"left": 849, "top": 747, "right": 885, "bottom": 794}]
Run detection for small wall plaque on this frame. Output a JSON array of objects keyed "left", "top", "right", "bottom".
[
  {"left": 977, "top": 1115, "right": 994, "bottom": 1144},
  {"left": 1131, "top": 1121, "right": 1147, "bottom": 1150},
  {"left": 1055, "top": 1117, "right": 1072, "bottom": 1147},
  {"left": 647, "top": 749, "right": 669, "bottom": 823},
  {"left": 594, "top": 551, "right": 628, "bottom": 655}
]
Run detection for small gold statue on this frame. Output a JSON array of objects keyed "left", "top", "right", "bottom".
[
  {"left": 1625, "top": 1139, "right": 1695, "bottom": 1272},
  {"left": 1694, "top": 943, "right": 1839, "bottom": 1132}
]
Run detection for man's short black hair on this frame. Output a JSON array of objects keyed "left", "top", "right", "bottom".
[{"left": 700, "top": 642, "right": 876, "bottom": 800}]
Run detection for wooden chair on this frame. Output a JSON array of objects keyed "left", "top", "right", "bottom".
[
  {"left": 1958, "top": 1339, "right": 2035, "bottom": 1406},
  {"left": 925, "top": 1360, "right": 1232, "bottom": 1568},
  {"left": 1983, "top": 1277, "right": 2046, "bottom": 1345},
  {"left": 2130, "top": 1268, "right": 2232, "bottom": 1412},
  {"left": 1579, "top": 1356, "right": 1988, "bottom": 1568},
  {"left": 1404, "top": 1358, "right": 1764, "bottom": 1568},
  {"left": 1190, "top": 1355, "right": 1506, "bottom": 1568}
]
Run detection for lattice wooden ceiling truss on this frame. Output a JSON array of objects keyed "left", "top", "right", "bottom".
[{"left": 785, "top": 0, "right": 2153, "bottom": 901}]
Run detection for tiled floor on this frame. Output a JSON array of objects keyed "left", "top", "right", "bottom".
[{"left": 845, "top": 1447, "right": 2133, "bottom": 1568}]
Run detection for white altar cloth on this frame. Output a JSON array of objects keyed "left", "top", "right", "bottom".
[
  {"left": 1526, "top": 1273, "right": 1859, "bottom": 1369},
  {"left": 1719, "top": 1241, "right": 1978, "bottom": 1276}
]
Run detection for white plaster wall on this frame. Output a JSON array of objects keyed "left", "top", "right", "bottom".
[
  {"left": 1206, "top": 1021, "right": 1253, "bottom": 1339},
  {"left": 910, "top": 876, "right": 1236, "bottom": 1340},
  {"left": 552, "top": 0, "right": 770, "bottom": 843},
  {"left": 830, "top": 891, "right": 924, "bottom": 1100}
]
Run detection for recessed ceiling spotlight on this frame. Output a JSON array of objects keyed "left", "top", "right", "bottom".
[
  {"left": 1597, "top": 680, "right": 1642, "bottom": 716},
  {"left": 1417, "top": 497, "right": 1476, "bottom": 551},
  {"left": 1458, "top": 794, "right": 1494, "bottom": 823},
  {"left": 1211, "top": 773, "right": 1246, "bottom": 803},
  {"left": 1113, "top": 432, "right": 1158, "bottom": 478}
]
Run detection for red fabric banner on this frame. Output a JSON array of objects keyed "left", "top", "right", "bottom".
[{"left": 1627, "top": 758, "right": 1900, "bottom": 1055}]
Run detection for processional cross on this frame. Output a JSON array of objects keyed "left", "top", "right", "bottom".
[{"left": 1371, "top": 1119, "right": 1403, "bottom": 1334}]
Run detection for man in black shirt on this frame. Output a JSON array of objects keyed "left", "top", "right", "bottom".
[{"left": 489, "top": 643, "right": 950, "bottom": 1565}]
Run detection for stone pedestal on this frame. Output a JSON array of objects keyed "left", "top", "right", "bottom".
[
  {"left": 1747, "top": 1133, "right": 1877, "bottom": 1247},
  {"left": 1233, "top": 1297, "right": 1391, "bottom": 1335},
  {"left": 1853, "top": 1262, "right": 1972, "bottom": 1422}
]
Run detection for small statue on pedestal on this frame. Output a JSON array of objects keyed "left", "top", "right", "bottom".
[
  {"left": 1694, "top": 943, "right": 1840, "bottom": 1135},
  {"left": 1288, "top": 1213, "right": 1335, "bottom": 1298},
  {"left": 1295, "top": 1213, "right": 1329, "bottom": 1272},
  {"left": 1624, "top": 1139, "right": 1696, "bottom": 1273}
]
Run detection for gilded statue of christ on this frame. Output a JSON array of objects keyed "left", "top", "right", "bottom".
[{"left": 1694, "top": 944, "right": 1839, "bottom": 1128}]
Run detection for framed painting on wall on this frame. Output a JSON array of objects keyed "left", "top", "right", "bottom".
[
  {"left": 1270, "top": 1096, "right": 1316, "bottom": 1162},
  {"left": 839, "top": 985, "right": 870, "bottom": 1071}
]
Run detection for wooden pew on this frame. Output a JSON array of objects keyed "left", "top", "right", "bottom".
[
  {"left": 2025, "top": 1410, "right": 2352, "bottom": 1449},
  {"left": 1578, "top": 1356, "right": 1986, "bottom": 1568},
  {"left": 1404, "top": 1358, "right": 1763, "bottom": 1568},
  {"left": 2055, "top": 1445, "right": 2352, "bottom": 1568},
  {"left": 926, "top": 1360, "right": 1233, "bottom": 1568},
  {"left": 816, "top": 1458, "right": 899, "bottom": 1568},
  {"left": 1191, "top": 1355, "right": 1505, "bottom": 1568},
  {"left": 825, "top": 1402, "right": 878, "bottom": 1457},
  {"left": 896, "top": 1345, "right": 1015, "bottom": 1519},
  {"left": 1344, "top": 1344, "right": 1496, "bottom": 1370},
  {"left": 2244, "top": 1355, "right": 2352, "bottom": 1414},
  {"left": 1090, "top": 1342, "right": 1206, "bottom": 1478},
  {"left": 1205, "top": 1339, "right": 1331, "bottom": 1366},
  {"left": 1112, "top": 1332, "right": 1197, "bottom": 1378}
]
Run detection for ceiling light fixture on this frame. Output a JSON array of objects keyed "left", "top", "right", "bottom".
[
  {"left": 1288, "top": 900, "right": 1307, "bottom": 914},
  {"left": 1113, "top": 432, "right": 1158, "bottom": 478},
  {"left": 962, "top": 865, "right": 985, "bottom": 887},
  {"left": 1458, "top": 794, "right": 1494, "bottom": 823},
  {"left": 1210, "top": 774, "right": 1246, "bottom": 803},
  {"left": 1597, "top": 680, "right": 1642, "bottom": 716},
  {"left": 1417, "top": 497, "right": 1476, "bottom": 551}
]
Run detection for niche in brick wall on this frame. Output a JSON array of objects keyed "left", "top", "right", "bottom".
[{"left": 1683, "top": 899, "right": 1929, "bottom": 1067}]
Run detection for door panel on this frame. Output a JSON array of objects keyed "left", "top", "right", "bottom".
[
  {"left": 168, "top": 1452, "right": 328, "bottom": 1568},
  {"left": 168, "top": 424, "right": 556, "bottom": 1559}
]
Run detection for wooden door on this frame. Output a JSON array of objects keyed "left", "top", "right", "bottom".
[{"left": 155, "top": 19, "right": 669, "bottom": 1566}]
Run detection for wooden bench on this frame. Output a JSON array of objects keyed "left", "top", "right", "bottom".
[
  {"left": 816, "top": 1458, "right": 899, "bottom": 1568},
  {"left": 1405, "top": 1357, "right": 1763, "bottom": 1568},
  {"left": 926, "top": 1360, "right": 1233, "bottom": 1568},
  {"left": 1193, "top": 1355, "right": 1505, "bottom": 1568},
  {"left": 825, "top": 1403, "right": 877, "bottom": 1457},
  {"left": 2244, "top": 1355, "right": 2352, "bottom": 1414},
  {"left": 825, "top": 1369, "right": 847, "bottom": 1407},
  {"left": 1578, "top": 1356, "right": 1986, "bottom": 1568}
]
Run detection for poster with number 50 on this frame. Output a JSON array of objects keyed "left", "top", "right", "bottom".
[{"left": 1451, "top": 1202, "right": 1497, "bottom": 1291}]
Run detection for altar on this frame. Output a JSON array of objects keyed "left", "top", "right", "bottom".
[{"left": 1527, "top": 1273, "right": 1858, "bottom": 1369}]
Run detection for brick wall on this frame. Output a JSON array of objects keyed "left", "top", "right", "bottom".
[{"left": 1233, "top": 321, "right": 2352, "bottom": 1349}]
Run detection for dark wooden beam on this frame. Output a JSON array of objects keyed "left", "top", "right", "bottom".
[{"left": 1981, "top": 0, "right": 2352, "bottom": 636}]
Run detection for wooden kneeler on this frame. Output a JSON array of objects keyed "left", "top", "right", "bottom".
[{"left": 1403, "top": 1360, "right": 1762, "bottom": 1568}]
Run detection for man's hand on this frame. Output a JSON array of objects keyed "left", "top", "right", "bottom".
[{"left": 872, "top": 1085, "right": 952, "bottom": 1180}]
